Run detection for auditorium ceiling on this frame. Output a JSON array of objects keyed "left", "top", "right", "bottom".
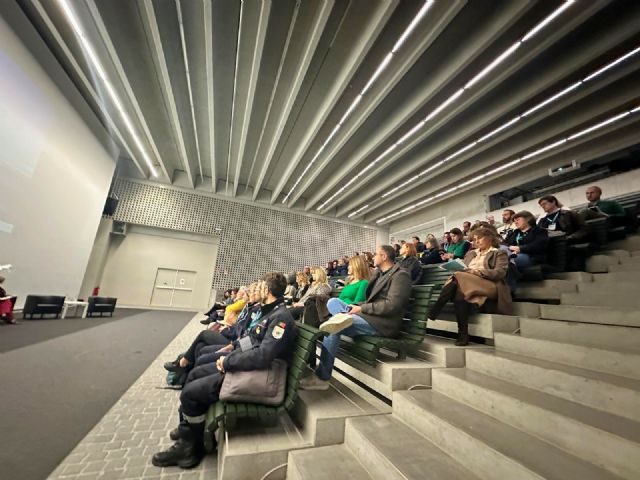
[{"left": 15, "top": 0, "right": 640, "bottom": 225}]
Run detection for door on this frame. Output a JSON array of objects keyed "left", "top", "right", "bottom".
[
  {"left": 150, "top": 268, "right": 197, "bottom": 307},
  {"left": 172, "top": 270, "right": 196, "bottom": 308}
]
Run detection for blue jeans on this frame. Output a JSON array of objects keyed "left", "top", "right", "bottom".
[
  {"left": 514, "top": 253, "right": 533, "bottom": 269},
  {"left": 316, "top": 298, "right": 378, "bottom": 381}
]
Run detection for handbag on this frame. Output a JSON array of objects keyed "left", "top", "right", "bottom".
[{"left": 219, "top": 359, "right": 287, "bottom": 406}]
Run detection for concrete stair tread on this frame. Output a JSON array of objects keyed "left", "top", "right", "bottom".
[
  {"left": 287, "top": 445, "right": 373, "bottom": 480},
  {"left": 593, "top": 272, "right": 640, "bottom": 283},
  {"left": 561, "top": 292, "right": 640, "bottom": 308},
  {"left": 224, "top": 414, "right": 310, "bottom": 456},
  {"left": 428, "top": 313, "right": 518, "bottom": 339},
  {"left": 332, "top": 350, "right": 439, "bottom": 399},
  {"left": 540, "top": 304, "right": 640, "bottom": 327},
  {"left": 395, "top": 390, "right": 622, "bottom": 480},
  {"left": 436, "top": 368, "right": 640, "bottom": 444},
  {"left": 468, "top": 349, "right": 640, "bottom": 392},
  {"left": 577, "top": 283, "right": 639, "bottom": 294},
  {"left": 519, "top": 317, "right": 640, "bottom": 354},
  {"left": 515, "top": 280, "right": 577, "bottom": 300},
  {"left": 546, "top": 271, "right": 594, "bottom": 282},
  {"left": 346, "top": 414, "right": 481, "bottom": 480}
]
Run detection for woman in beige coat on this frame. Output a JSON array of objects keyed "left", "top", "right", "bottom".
[{"left": 428, "top": 227, "right": 513, "bottom": 345}]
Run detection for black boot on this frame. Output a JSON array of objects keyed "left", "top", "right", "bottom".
[
  {"left": 455, "top": 319, "right": 469, "bottom": 346},
  {"left": 164, "top": 361, "right": 187, "bottom": 373},
  {"left": 152, "top": 422, "right": 205, "bottom": 469}
]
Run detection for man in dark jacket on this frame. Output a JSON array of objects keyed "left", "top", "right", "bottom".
[
  {"left": 299, "top": 245, "right": 411, "bottom": 390},
  {"left": 151, "top": 272, "right": 296, "bottom": 469}
]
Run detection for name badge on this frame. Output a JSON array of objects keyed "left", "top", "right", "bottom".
[{"left": 548, "top": 223, "right": 556, "bottom": 231}]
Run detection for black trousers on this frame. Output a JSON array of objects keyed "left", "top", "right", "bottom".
[
  {"left": 428, "top": 279, "right": 474, "bottom": 328},
  {"left": 180, "top": 371, "right": 225, "bottom": 417},
  {"left": 184, "top": 330, "right": 230, "bottom": 364}
]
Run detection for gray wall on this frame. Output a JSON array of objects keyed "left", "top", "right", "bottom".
[
  {"left": 98, "top": 225, "right": 219, "bottom": 309},
  {"left": 0, "top": 15, "right": 115, "bottom": 308},
  {"left": 111, "top": 178, "right": 378, "bottom": 291}
]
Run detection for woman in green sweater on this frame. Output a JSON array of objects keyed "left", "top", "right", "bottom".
[
  {"left": 441, "top": 227, "right": 470, "bottom": 260},
  {"left": 327, "top": 255, "right": 370, "bottom": 315}
]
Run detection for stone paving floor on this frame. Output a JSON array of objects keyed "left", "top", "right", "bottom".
[{"left": 49, "top": 313, "right": 218, "bottom": 480}]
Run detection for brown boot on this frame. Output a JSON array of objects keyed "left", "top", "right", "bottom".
[{"left": 455, "top": 320, "right": 469, "bottom": 346}]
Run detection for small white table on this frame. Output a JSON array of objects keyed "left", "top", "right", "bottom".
[{"left": 62, "top": 300, "right": 89, "bottom": 319}]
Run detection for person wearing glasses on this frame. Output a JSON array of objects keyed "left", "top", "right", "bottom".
[{"left": 505, "top": 211, "right": 549, "bottom": 269}]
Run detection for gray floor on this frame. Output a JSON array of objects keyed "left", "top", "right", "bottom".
[{"left": 0, "top": 309, "right": 194, "bottom": 480}]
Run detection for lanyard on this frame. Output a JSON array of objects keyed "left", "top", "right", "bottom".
[
  {"left": 516, "top": 231, "right": 524, "bottom": 245},
  {"left": 548, "top": 211, "right": 561, "bottom": 224}
]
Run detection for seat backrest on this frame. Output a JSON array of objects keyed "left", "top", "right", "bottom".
[
  {"left": 399, "top": 284, "right": 434, "bottom": 343},
  {"left": 419, "top": 265, "right": 451, "bottom": 290},
  {"left": 283, "top": 323, "right": 327, "bottom": 410},
  {"left": 89, "top": 296, "right": 116, "bottom": 306},
  {"left": 547, "top": 235, "right": 568, "bottom": 271}
]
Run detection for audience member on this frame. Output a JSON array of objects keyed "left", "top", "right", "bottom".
[
  {"left": 427, "top": 228, "right": 512, "bottom": 345},
  {"left": 303, "top": 266, "right": 312, "bottom": 282},
  {"left": 334, "top": 258, "right": 348, "bottom": 276},
  {"left": 325, "top": 261, "right": 335, "bottom": 277},
  {"left": 420, "top": 238, "right": 445, "bottom": 265},
  {"left": 441, "top": 232, "right": 452, "bottom": 250},
  {"left": 392, "top": 243, "right": 401, "bottom": 257},
  {"left": 498, "top": 209, "right": 516, "bottom": 237},
  {"left": 426, "top": 233, "right": 436, "bottom": 243},
  {"left": 294, "top": 272, "right": 310, "bottom": 302},
  {"left": 537, "top": 195, "right": 582, "bottom": 239},
  {"left": 411, "top": 236, "right": 425, "bottom": 253},
  {"left": 284, "top": 273, "right": 298, "bottom": 302},
  {"left": 486, "top": 214, "right": 499, "bottom": 227},
  {"left": 585, "top": 186, "right": 626, "bottom": 218},
  {"left": 335, "top": 255, "right": 370, "bottom": 304},
  {"left": 201, "top": 286, "right": 248, "bottom": 325},
  {"left": 442, "top": 228, "right": 470, "bottom": 260},
  {"left": 505, "top": 211, "right": 548, "bottom": 269},
  {"left": 300, "top": 245, "right": 411, "bottom": 390},
  {"left": 399, "top": 242, "right": 422, "bottom": 284},
  {"left": 289, "top": 267, "right": 331, "bottom": 319},
  {"left": 152, "top": 273, "right": 295, "bottom": 468},
  {"left": 0, "top": 276, "right": 16, "bottom": 324},
  {"left": 462, "top": 221, "right": 472, "bottom": 238}
]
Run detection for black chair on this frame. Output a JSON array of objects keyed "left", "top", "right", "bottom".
[
  {"left": 23, "top": 295, "right": 65, "bottom": 319},
  {"left": 87, "top": 297, "right": 117, "bottom": 317}
]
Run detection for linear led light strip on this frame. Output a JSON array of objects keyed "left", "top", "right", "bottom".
[
  {"left": 280, "top": 0, "right": 435, "bottom": 204},
  {"left": 348, "top": 43, "right": 640, "bottom": 215},
  {"left": 56, "top": 0, "right": 157, "bottom": 176},
  {"left": 319, "top": 0, "right": 576, "bottom": 213},
  {"left": 375, "top": 105, "right": 640, "bottom": 224}
]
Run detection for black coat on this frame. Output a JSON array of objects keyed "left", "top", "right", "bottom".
[
  {"left": 505, "top": 226, "right": 549, "bottom": 265},
  {"left": 420, "top": 248, "right": 445, "bottom": 265},
  {"left": 223, "top": 299, "right": 296, "bottom": 372},
  {"left": 399, "top": 256, "right": 422, "bottom": 284},
  {"left": 538, "top": 210, "right": 580, "bottom": 235}
]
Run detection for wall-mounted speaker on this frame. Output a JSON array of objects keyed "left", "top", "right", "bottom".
[{"left": 103, "top": 195, "right": 119, "bottom": 216}]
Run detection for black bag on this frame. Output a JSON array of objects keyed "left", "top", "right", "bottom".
[{"left": 166, "top": 353, "right": 188, "bottom": 388}]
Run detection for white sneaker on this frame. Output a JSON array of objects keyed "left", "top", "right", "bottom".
[
  {"left": 299, "top": 375, "right": 330, "bottom": 391},
  {"left": 319, "top": 313, "right": 353, "bottom": 334}
]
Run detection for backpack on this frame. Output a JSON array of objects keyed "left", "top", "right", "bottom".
[{"left": 165, "top": 353, "right": 188, "bottom": 388}]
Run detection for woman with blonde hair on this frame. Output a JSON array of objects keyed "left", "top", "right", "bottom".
[
  {"left": 290, "top": 267, "right": 331, "bottom": 319},
  {"left": 325, "top": 255, "right": 370, "bottom": 318}
]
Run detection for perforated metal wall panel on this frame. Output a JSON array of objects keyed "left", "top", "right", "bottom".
[{"left": 112, "top": 179, "right": 376, "bottom": 292}]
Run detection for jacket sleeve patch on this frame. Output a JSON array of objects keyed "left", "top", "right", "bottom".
[{"left": 272, "top": 325, "right": 285, "bottom": 339}]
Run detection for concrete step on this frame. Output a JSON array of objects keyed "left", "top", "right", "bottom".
[
  {"left": 546, "top": 271, "right": 594, "bottom": 282},
  {"left": 561, "top": 292, "right": 640, "bottom": 309},
  {"left": 344, "top": 414, "right": 481, "bottom": 480},
  {"left": 540, "top": 304, "right": 640, "bottom": 327},
  {"left": 603, "top": 249, "right": 633, "bottom": 260},
  {"left": 331, "top": 350, "right": 437, "bottom": 400},
  {"left": 514, "top": 279, "right": 577, "bottom": 301},
  {"left": 577, "top": 282, "right": 639, "bottom": 295},
  {"left": 585, "top": 255, "right": 619, "bottom": 273},
  {"left": 432, "top": 368, "right": 640, "bottom": 480},
  {"left": 287, "top": 445, "right": 373, "bottom": 480},
  {"left": 607, "top": 235, "right": 640, "bottom": 252},
  {"left": 393, "top": 389, "right": 621, "bottom": 480},
  {"left": 412, "top": 334, "right": 491, "bottom": 367},
  {"left": 219, "top": 414, "right": 310, "bottom": 480},
  {"left": 519, "top": 317, "right": 640, "bottom": 354},
  {"left": 465, "top": 349, "right": 640, "bottom": 421},
  {"left": 608, "top": 263, "right": 640, "bottom": 273},
  {"left": 593, "top": 271, "right": 640, "bottom": 283},
  {"left": 290, "top": 376, "right": 389, "bottom": 446},
  {"left": 512, "top": 301, "right": 540, "bottom": 318},
  {"left": 428, "top": 313, "right": 518, "bottom": 340},
  {"left": 632, "top": 250, "right": 640, "bottom": 257},
  {"left": 494, "top": 333, "right": 640, "bottom": 379}
]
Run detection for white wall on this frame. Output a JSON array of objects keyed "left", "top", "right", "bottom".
[
  {"left": 389, "top": 167, "right": 640, "bottom": 241},
  {"left": 0, "top": 15, "right": 116, "bottom": 308},
  {"left": 99, "top": 225, "right": 219, "bottom": 310}
]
